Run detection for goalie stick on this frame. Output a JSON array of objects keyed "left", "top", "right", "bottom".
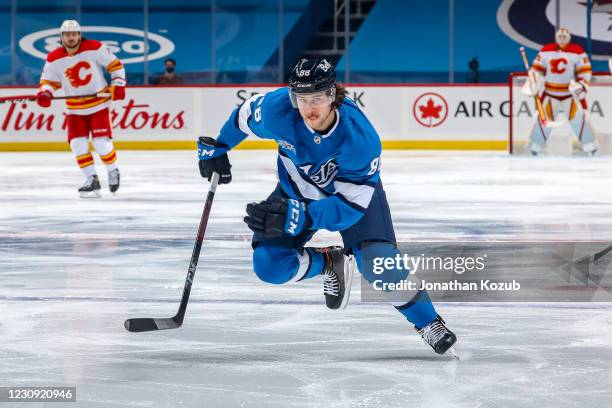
[
  {"left": 519, "top": 47, "right": 562, "bottom": 128},
  {"left": 124, "top": 171, "right": 220, "bottom": 333}
]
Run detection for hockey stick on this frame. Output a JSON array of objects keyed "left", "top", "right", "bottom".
[
  {"left": 519, "top": 47, "right": 562, "bottom": 128},
  {"left": 124, "top": 172, "right": 220, "bottom": 333},
  {"left": 563, "top": 244, "right": 612, "bottom": 284},
  {"left": 591, "top": 244, "right": 612, "bottom": 263},
  {"left": 0, "top": 92, "right": 111, "bottom": 104}
]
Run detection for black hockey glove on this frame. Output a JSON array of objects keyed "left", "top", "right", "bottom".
[
  {"left": 197, "top": 136, "right": 232, "bottom": 184},
  {"left": 244, "top": 197, "right": 311, "bottom": 238}
]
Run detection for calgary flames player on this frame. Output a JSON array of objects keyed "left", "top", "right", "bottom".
[
  {"left": 36, "top": 20, "right": 126, "bottom": 197},
  {"left": 523, "top": 28, "right": 598, "bottom": 156}
]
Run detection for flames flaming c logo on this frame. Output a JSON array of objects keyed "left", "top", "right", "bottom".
[{"left": 65, "top": 61, "right": 92, "bottom": 88}]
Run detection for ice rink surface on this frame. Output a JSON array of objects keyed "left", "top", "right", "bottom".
[{"left": 1, "top": 150, "right": 612, "bottom": 407}]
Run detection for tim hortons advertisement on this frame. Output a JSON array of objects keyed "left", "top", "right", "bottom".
[
  {"left": 0, "top": 87, "right": 195, "bottom": 143},
  {"left": 0, "top": 85, "right": 609, "bottom": 150}
]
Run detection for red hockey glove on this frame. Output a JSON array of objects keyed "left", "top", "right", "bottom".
[
  {"left": 35, "top": 90, "right": 52, "bottom": 108},
  {"left": 109, "top": 85, "right": 126, "bottom": 100}
]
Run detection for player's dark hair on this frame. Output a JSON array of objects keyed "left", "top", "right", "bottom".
[
  {"left": 165, "top": 58, "right": 176, "bottom": 65},
  {"left": 333, "top": 83, "right": 348, "bottom": 108}
]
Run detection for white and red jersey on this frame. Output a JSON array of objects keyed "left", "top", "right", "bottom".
[
  {"left": 530, "top": 43, "right": 592, "bottom": 98},
  {"left": 38, "top": 39, "right": 126, "bottom": 115}
]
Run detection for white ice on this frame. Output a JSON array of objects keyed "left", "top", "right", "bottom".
[{"left": 1, "top": 150, "right": 612, "bottom": 407}]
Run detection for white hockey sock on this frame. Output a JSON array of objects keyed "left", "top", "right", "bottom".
[
  {"left": 70, "top": 137, "right": 96, "bottom": 178},
  {"left": 92, "top": 137, "right": 119, "bottom": 172}
]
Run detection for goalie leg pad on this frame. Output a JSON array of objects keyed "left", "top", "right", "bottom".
[{"left": 568, "top": 110, "right": 599, "bottom": 153}]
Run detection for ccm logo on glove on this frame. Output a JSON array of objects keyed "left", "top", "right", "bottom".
[
  {"left": 286, "top": 199, "right": 306, "bottom": 236},
  {"left": 244, "top": 197, "right": 310, "bottom": 238}
]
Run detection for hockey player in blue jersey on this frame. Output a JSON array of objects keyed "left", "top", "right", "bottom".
[{"left": 197, "top": 58, "right": 457, "bottom": 355}]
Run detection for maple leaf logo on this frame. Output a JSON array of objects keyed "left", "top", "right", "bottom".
[
  {"left": 412, "top": 92, "right": 449, "bottom": 128},
  {"left": 419, "top": 98, "right": 442, "bottom": 120}
]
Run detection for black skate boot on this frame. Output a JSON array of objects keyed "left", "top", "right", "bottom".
[
  {"left": 416, "top": 315, "right": 457, "bottom": 355},
  {"left": 109, "top": 169, "right": 120, "bottom": 194},
  {"left": 78, "top": 175, "right": 101, "bottom": 198},
  {"left": 314, "top": 246, "right": 355, "bottom": 310}
]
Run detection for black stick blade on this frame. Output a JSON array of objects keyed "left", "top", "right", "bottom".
[{"left": 124, "top": 317, "right": 181, "bottom": 332}]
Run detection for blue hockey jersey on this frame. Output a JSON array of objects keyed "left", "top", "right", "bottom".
[{"left": 216, "top": 87, "right": 382, "bottom": 232}]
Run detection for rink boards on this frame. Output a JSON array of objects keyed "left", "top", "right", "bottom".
[{"left": 0, "top": 83, "right": 610, "bottom": 151}]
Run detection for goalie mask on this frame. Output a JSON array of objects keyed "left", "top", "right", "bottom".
[
  {"left": 288, "top": 58, "right": 336, "bottom": 108},
  {"left": 555, "top": 28, "right": 571, "bottom": 48}
]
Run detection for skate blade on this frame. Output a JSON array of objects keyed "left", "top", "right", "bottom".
[
  {"left": 447, "top": 347, "right": 460, "bottom": 360},
  {"left": 340, "top": 255, "right": 356, "bottom": 310},
  {"left": 79, "top": 191, "right": 102, "bottom": 199}
]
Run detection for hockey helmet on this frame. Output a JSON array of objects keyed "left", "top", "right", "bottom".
[
  {"left": 288, "top": 58, "right": 336, "bottom": 108},
  {"left": 60, "top": 20, "right": 81, "bottom": 33}
]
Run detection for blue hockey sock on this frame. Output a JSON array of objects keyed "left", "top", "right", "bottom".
[
  {"left": 302, "top": 247, "right": 324, "bottom": 280},
  {"left": 395, "top": 290, "right": 437, "bottom": 329},
  {"left": 354, "top": 241, "right": 438, "bottom": 329}
]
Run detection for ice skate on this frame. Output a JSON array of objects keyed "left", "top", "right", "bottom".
[
  {"left": 78, "top": 175, "right": 101, "bottom": 198},
  {"left": 416, "top": 315, "right": 457, "bottom": 355},
  {"left": 109, "top": 168, "right": 120, "bottom": 194},
  {"left": 315, "top": 246, "right": 355, "bottom": 310}
]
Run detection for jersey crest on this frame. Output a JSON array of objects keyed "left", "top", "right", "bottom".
[
  {"left": 549, "top": 58, "right": 567, "bottom": 74},
  {"left": 301, "top": 158, "right": 339, "bottom": 188},
  {"left": 65, "top": 61, "right": 92, "bottom": 88}
]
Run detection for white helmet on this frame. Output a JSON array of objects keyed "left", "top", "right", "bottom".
[
  {"left": 60, "top": 20, "right": 81, "bottom": 33},
  {"left": 555, "top": 28, "right": 571, "bottom": 47}
]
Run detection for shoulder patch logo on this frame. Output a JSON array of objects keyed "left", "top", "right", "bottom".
[{"left": 278, "top": 140, "right": 295, "bottom": 153}]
